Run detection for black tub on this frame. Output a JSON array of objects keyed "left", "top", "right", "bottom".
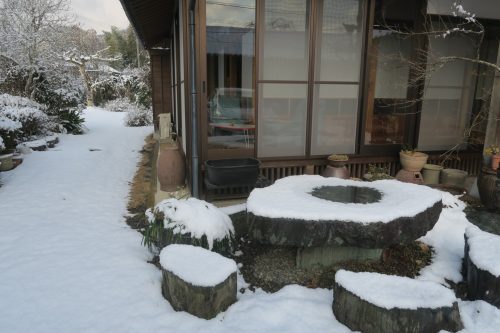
[{"left": 205, "top": 158, "right": 261, "bottom": 187}]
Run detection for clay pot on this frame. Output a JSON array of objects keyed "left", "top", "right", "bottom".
[
  {"left": 491, "top": 154, "right": 500, "bottom": 171},
  {"left": 0, "top": 153, "right": 14, "bottom": 172},
  {"left": 157, "top": 142, "right": 186, "bottom": 191},
  {"left": 399, "top": 151, "right": 428, "bottom": 172}
]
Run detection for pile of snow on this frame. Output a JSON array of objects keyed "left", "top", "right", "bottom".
[
  {"left": 160, "top": 244, "right": 237, "bottom": 287},
  {"left": 146, "top": 198, "right": 234, "bottom": 250},
  {"left": 220, "top": 203, "right": 247, "bottom": 215},
  {"left": 335, "top": 270, "right": 457, "bottom": 310},
  {"left": 466, "top": 226, "right": 500, "bottom": 277},
  {"left": 418, "top": 191, "right": 473, "bottom": 285},
  {"left": 247, "top": 175, "right": 442, "bottom": 223}
]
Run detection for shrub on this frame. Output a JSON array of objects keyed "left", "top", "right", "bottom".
[
  {"left": 124, "top": 104, "right": 153, "bottom": 127},
  {"left": 143, "top": 198, "right": 235, "bottom": 255},
  {"left": 0, "top": 94, "right": 54, "bottom": 141},
  {"left": 104, "top": 97, "right": 135, "bottom": 112}
]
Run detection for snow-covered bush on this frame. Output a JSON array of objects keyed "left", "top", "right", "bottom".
[
  {"left": 124, "top": 104, "right": 153, "bottom": 127},
  {"left": 122, "top": 67, "right": 151, "bottom": 109},
  {"left": 0, "top": 94, "right": 55, "bottom": 141},
  {"left": 92, "top": 76, "right": 123, "bottom": 106},
  {"left": 34, "top": 70, "right": 86, "bottom": 134},
  {"left": 0, "top": 116, "right": 22, "bottom": 151},
  {"left": 143, "top": 198, "right": 235, "bottom": 255},
  {"left": 104, "top": 97, "right": 135, "bottom": 112}
]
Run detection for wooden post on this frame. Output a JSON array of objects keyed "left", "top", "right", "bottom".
[{"left": 484, "top": 43, "right": 500, "bottom": 150}]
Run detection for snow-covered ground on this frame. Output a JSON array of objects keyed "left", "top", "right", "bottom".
[{"left": 1, "top": 107, "right": 500, "bottom": 332}]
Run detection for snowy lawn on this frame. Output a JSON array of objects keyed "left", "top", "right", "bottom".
[{"left": 1, "top": 107, "right": 500, "bottom": 332}]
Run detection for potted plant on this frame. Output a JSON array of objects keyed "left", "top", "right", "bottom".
[
  {"left": 322, "top": 154, "right": 350, "bottom": 179},
  {"left": 363, "top": 164, "right": 393, "bottom": 181},
  {"left": 399, "top": 145, "right": 428, "bottom": 172},
  {"left": 487, "top": 144, "right": 500, "bottom": 171}
]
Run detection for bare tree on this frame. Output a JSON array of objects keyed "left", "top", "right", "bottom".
[{"left": 0, "top": 0, "right": 71, "bottom": 98}]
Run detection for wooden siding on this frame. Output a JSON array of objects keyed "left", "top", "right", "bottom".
[{"left": 150, "top": 50, "right": 172, "bottom": 131}]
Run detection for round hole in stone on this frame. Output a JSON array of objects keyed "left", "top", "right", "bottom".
[{"left": 310, "top": 186, "right": 382, "bottom": 204}]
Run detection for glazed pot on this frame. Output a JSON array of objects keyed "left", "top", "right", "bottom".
[
  {"left": 157, "top": 141, "right": 186, "bottom": 191},
  {"left": 322, "top": 165, "right": 350, "bottom": 179},
  {"left": 399, "top": 151, "right": 429, "bottom": 172},
  {"left": 477, "top": 168, "right": 499, "bottom": 210},
  {"left": 441, "top": 169, "right": 467, "bottom": 188},
  {"left": 0, "top": 153, "right": 14, "bottom": 172},
  {"left": 422, "top": 164, "right": 443, "bottom": 185}
]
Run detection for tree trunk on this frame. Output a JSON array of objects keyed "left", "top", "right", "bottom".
[{"left": 78, "top": 64, "right": 94, "bottom": 106}]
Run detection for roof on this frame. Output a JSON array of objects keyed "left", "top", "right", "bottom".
[{"left": 119, "top": 0, "right": 176, "bottom": 49}]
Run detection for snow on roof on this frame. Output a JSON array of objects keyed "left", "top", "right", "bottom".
[
  {"left": 466, "top": 226, "right": 500, "bottom": 277},
  {"left": 247, "top": 175, "right": 442, "bottom": 223},
  {"left": 146, "top": 198, "right": 234, "bottom": 250},
  {"left": 160, "top": 244, "right": 237, "bottom": 287},
  {"left": 335, "top": 270, "right": 457, "bottom": 310}
]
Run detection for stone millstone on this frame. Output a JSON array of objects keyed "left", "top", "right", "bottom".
[
  {"left": 162, "top": 269, "right": 237, "bottom": 320},
  {"left": 465, "top": 233, "right": 500, "bottom": 308},
  {"left": 248, "top": 200, "right": 442, "bottom": 248},
  {"left": 333, "top": 279, "right": 463, "bottom": 333}
]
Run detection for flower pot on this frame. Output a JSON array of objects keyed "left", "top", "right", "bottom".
[
  {"left": 491, "top": 154, "right": 500, "bottom": 171},
  {"left": 0, "top": 153, "right": 14, "bottom": 172},
  {"left": 399, "top": 151, "right": 428, "bottom": 172},
  {"left": 483, "top": 155, "right": 492, "bottom": 167},
  {"left": 477, "top": 168, "right": 499, "bottom": 210},
  {"left": 441, "top": 169, "right": 467, "bottom": 189},
  {"left": 322, "top": 165, "right": 350, "bottom": 179},
  {"left": 422, "top": 164, "right": 443, "bottom": 185}
]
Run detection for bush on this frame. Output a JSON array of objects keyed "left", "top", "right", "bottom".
[
  {"left": 0, "top": 94, "right": 55, "bottom": 142},
  {"left": 104, "top": 97, "right": 135, "bottom": 112},
  {"left": 124, "top": 104, "right": 153, "bottom": 127},
  {"left": 143, "top": 198, "right": 235, "bottom": 255}
]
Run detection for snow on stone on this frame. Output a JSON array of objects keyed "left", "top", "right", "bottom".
[
  {"left": 247, "top": 175, "right": 442, "bottom": 223},
  {"left": 466, "top": 226, "right": 500, "bottom": 277},
  {"left": 146, "top": 198, "right": 234, "bottom": 250},
  {"left": 160, "top": 244, "right": 237, "bottom": 287},
  {"left": 335, "top": 270, "right": 457, "bottom": 310},
  {"left": 418, "top": 191, "right": 473, "bottom": 285},
  {"left": 220, "top": 203, "right": 247, "bottom": 215}
]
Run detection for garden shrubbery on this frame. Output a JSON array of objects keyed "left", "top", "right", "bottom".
[{"left": 124, "top": 104, "right": 153, "bottom": 127}]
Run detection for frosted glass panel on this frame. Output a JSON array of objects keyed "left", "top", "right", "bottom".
[
  {"left": 261, "top": 0, "right": 310, "bottom": 81},
  {"left": 258, "top": 84, "right": 308, "bottom": 157},
  {"left": 418, "top": 34, "right": 476, "bottom": 151},
  {"left": 311, "top": 84, "right": 359, "bottom": 155},
  {"left": 316, "top": 0, "right": 364, "bottom": 82}
]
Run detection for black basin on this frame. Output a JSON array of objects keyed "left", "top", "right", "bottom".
[{"left": 205, "top": 158, "right": 261, "bottom": 187}]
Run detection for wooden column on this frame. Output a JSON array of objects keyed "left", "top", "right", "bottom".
[
  {"left": 150, "top": 49, "right": 173, "bottom": 131},
  {"left": 484, "top": 43, "right": 500, "bottom": 150}
]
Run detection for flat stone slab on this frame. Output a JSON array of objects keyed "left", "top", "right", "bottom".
[
  {"left": 296, "top": 246, "right": 382, "bottom": 269},
  {"left": 465, "top": 227, "right": 500, "bottom": 308},
  {"left": 160, "top": 244, "right": 237, "bottom": 319},
  {"left": 247, "top": 176, "right": 442, "bottom": 248},
  {"left": 333, "top": 270, "right": 463, "bottom": 333}
]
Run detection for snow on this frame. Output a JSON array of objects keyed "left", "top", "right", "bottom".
[
  {"left": 418, "top": 191, "right": 473, "bottom": 285},
  {"left": 1, "top": 107, "right": 500, "bottom": 332},
  {"left": 335, "top": 270, "right": 457, "bottom": 310},
  {"left": 247, "top": 175, "right": 442, "bottom": 223},
  {"left": 465, "top": 226, "right": 500, "bottom": 277},
  {"left": 219, "top": 203, "right": 247, "bottom": 215},
  {"left": 146, "top": 198, "right": 234, "bottom": 250},
  {"left": 160, "top": 244, "right": 237, "bottom": 287}
]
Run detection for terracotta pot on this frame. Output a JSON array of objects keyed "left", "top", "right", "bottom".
[
  {"left": 399, "top": 151, "right": 429, "bottom": 172},
  {"left": 157, "top": 142, "right": 186, "bottom": 192},
  {"left": 491, "top": 154, "right": 500, "bottom": 171}
]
